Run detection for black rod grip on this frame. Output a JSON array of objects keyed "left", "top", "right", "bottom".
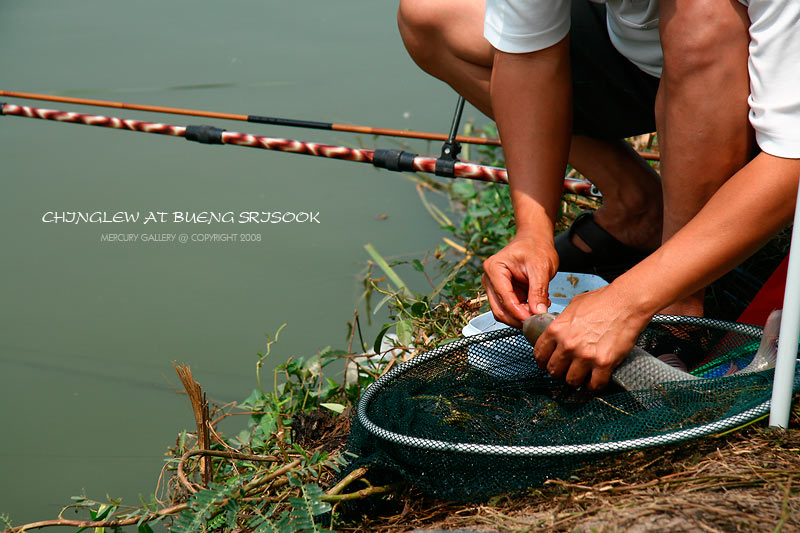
[
  {"left": 248, "top": 115, "right": 332, "bottom": 130},
  {"left": 185, "top": 125, "right": 225, "bottom": 144},
  {"left": 372, "top": 149, "right": 418, "bottom": 172},
  {"left": 398, "top": 151, "right": 417, "bottom": 171},
  {"left": 0, "top": 102, "right": 5, "bottom": 116},
  {"left": 435, "top": 158, "right": 456, "bottom": 178}
]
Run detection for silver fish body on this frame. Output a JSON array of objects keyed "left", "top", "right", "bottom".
[{"left": 522, "top": 311, "right": 781, "bottom": 390}]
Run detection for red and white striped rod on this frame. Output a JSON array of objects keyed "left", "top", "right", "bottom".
[{"left": 0, "top": 103, "right": 599, "bottom": 196}]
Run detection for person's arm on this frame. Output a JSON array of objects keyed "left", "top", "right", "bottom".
[
  {"left": 534, "top": 152, "right": 800, "bottom": 390},
  {"left": 535, "top": 0, "right": 800, "bottom": 390},
  {"left": 482, "top": 37, "right": 572, "bottom": 327}
]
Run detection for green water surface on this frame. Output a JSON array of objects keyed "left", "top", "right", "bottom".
[{"left": 0, "top": 0, "right": 489, "bottom": 525}]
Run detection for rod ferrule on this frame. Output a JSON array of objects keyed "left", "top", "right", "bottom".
[
  {"left": 248, "top": 115, "right": 332, "bottom": 130},
  {"left": 372, "top": 149, "right": 417, "bottom": 172},
  {"left": 185, "top": 125, "right": 225, "bottom": 144},
  {"left": 435, "top": 158, "right": 456, "bottom": 178},
  {"left": 0, "top": 102, "right": 5, "bottom": 116}
]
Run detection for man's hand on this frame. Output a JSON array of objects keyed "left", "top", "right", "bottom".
[
  {"left": 532, "top": 283, "right": 652, "bottom": 390},
  {"left": 482, "top": 232, "right": 558, "bottom": 328}
]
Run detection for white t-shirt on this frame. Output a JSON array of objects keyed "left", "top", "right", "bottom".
[
  {"left": 484, "top": 0, "right": 662, "bottom": 77},
  {"left": 484, "top": 0, "right": 800, "bottom": 158},
  {"left": 742, "top": 0, "right": 800, "bottom": 158}
]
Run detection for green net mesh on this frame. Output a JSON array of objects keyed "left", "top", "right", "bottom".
[{"left": 346, "top": 315, "right": 798, "bottom": 502}]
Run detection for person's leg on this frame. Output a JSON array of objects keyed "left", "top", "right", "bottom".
[
  {"left": 397, "top": 0, "right": 662, "bottom": 253},
  {"left": 568, "top": 136, "right": 662, "bottom": 253},
  {"left": 565, "top": 0, "right": 663, "bottom": 256},
  {"left": 657, "top": 0, "right": 754, "bottom": 315},
  {"left": 397, "top": 0, "right": 494, "bottom": 116}
]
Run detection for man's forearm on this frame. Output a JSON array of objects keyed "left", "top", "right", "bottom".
[
  {"left": 616, "top": 152, "right": 800, "bottom": 315},
  {"left": 490, "top": 38, "right": 572, "bottom": 240}
]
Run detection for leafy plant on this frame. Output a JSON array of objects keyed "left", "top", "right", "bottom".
[
  {"left": 286, "top": 477, "right": 334, "bottom": 533},
  {"left": 171, "top": 485, "right": 236, "bottom": 533}
]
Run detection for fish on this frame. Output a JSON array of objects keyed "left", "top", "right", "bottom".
[{"left": 521, "top": 310, "right": 782, "bottom": 390}]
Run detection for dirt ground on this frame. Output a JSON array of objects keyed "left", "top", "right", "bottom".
[{"left": 337, "top": 408, "right": 800, "bottom": 533}]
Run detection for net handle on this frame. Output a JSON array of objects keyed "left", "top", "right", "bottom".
[{"left": 770, "top": 178, "right": 800, "bottom": 428}]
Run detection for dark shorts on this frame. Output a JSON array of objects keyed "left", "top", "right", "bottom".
[{"left": 569, "top": 0, "right": 660, "bottom": 139}]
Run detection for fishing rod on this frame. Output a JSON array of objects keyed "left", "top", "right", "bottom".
[
  {"left": 0, "top": 90, "right": 501, "bottom": 147},
  {"left": 0, "top": 102, "right": 598, "bottom": 196},
  {"left": 0, "top": 90, "right": 661, "bottom": 162}
]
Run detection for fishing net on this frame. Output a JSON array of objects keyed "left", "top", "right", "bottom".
[{"left": 346, "top": 315, "right": 800, "bottom": 502}]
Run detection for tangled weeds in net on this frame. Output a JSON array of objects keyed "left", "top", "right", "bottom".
[{"left": 345, "top": 316, "right": 799, "bottom": 502}]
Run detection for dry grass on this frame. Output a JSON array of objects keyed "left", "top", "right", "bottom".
[{"left": 338, "top": 401, "right": 800, "bottom": 532}]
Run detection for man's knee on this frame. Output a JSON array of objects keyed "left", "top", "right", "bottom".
[
  {"left": 398, "top": 0, "right": 446, "bottom": 33},
  {"left": 660, "top": 0, "right": 750, "bottom": 77},
  {"left": 397, "top": 0, "right": 450, "bottom": 67}
]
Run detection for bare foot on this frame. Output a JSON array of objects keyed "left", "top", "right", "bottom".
[
  {"left": 571, "top": 203, "right": 663, "bottom": 254},
  {"left": 598, "top": 199, "right": 662, "bottom": 248},
  {"left": 567, "top": 136, "right": 664, "bottom": 254}
]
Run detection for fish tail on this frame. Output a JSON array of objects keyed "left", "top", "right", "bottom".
[{"left": 740, "top": 309, "right": 782, "bottom": 374}]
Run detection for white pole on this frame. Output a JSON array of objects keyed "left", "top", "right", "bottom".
[{"left": 769, "top": 178, "right": 800, "bottom": 429}]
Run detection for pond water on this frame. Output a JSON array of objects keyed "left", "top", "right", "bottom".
[{"left": 0, "top": 0, "right": 490, "bottom": 526}]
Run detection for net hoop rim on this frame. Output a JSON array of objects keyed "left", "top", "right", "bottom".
[{"left": 357, "top": 315, "right": 783, "bottom": 457}]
